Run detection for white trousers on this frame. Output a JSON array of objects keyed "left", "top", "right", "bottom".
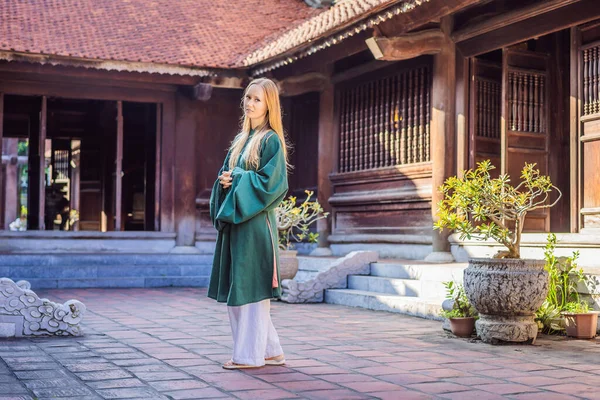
[{"left": 227, "top": 299, "right": 283, "bottom": 366}]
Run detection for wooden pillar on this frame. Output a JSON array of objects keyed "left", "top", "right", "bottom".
[
  {"left": 425, "top": 17, "right": 456, "bottom": 262},
  {"left": 313, "top": 74, "right": 335, "bottom": 255},
  {"left": 455, "top": 50, "right": 469, "bottom": 178},
  {"left": 3, "top": 140, "right": 19, "bottom": 229},
  {"left": 173, "top": 93, "right": 197, "bottom": 248},
  {"left": 115, "top": 101, "right": 123, "bottom": 231},
  {"left": 570, "top": 27, "right": 581, "bottom": 232},
  {"left": 155, "top": 103, "right": 162, "bottom": 231},
  {"left": 38, "top": 96, "right": 47, "bottom": 230},
  {"left": 160, "top": 96, "right": 176, "bottom": 232}
]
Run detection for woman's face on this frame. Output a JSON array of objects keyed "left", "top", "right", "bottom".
[{"left": 244, "top": 84, "right": 268, "bottom": 123}]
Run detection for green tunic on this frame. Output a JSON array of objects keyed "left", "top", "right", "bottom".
[{"left": 208, "top": 130, "right": 288, "bottom": 306}]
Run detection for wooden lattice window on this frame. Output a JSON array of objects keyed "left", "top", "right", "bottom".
[
  {"left": 508, "top": 71, "right": 546, "bottom": 133},
  {"left": 583, "top": 44, "right": 600, "bottom": 116},
  {"left": 338, "top": 66, "right": 430, "bottom": 173},
  {"left": 475, "top": 78, "right": 501, "bottom": 139}
]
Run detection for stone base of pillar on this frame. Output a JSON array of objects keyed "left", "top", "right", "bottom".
[
  {"left": 424, "top": 251, "right": 455, "bottom": 263},
  {"left": 309, "top": 246, "right": 333, "bottom": 256},
  {"left": 476, "top": 315, "right": 538, "bottom": 345},
  {"left": 170, "top": 246, "right": 201, "bottom": 254}
]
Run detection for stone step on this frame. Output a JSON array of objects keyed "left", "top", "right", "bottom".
[
  {"left": 3, "top": 264, "right": 212, "bottom": 280},
  {"left": 18, "top": 276, "right": 210, "bottom": 289},
  {"left": 370, "top": 260, "right": 467, "bottom": 282},
  {"left": 0, "top": 253, "right": 213, "bottom": 267},
  {"left": 324, "top": 288, "right": 443, "bottom": 320},
  {"left": 347, "top": 275, "right": 422, "bottom": 297},
  {"left": 297, "top": 256, "right": 338, "bottom": 272}
]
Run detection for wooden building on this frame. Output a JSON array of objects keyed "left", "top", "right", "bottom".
[{"left": 2, "top": 0, "right": 600, "bottom": 269}]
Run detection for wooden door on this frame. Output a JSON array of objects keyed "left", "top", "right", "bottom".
[
  {"left": 501, "top": 48, "right": 550, "bottom": 232},
  {"left": 469, "top": 58, "right": 502, "bottom": 175}
]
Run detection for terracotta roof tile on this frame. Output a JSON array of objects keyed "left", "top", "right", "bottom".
[
  {"left": 0, "top": 0, "right": 323, "bottom": 69},
  {"left": 0, "top": 0, "right": 426, "bottom": 74},
  {"left": 241, "top": 0, "right": 398, "bottom": 66}
]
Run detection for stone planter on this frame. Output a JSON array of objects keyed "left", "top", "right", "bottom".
[
  {"left": 279, "top": 250, "right": 299, "bottom": 280},
  {"left": 563, "top": 312, "right": 599, "bottom": 339},
  {"left": 464, "top": 258, "right": 548, "bottom": 344}
]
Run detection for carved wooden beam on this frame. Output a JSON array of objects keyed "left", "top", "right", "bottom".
[
  {"left": 203, "top": 76, "right": 248, "bottom": 90},
  {"left": 365, "top": 29, "right": 445, "bottom": 61},
  {"left": 277, "top": 72, "right": 330, "bottom": 97}
]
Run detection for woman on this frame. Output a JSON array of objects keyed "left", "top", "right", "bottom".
[{"left": 208, "top": 78, "right": 289, "bottom": 370}]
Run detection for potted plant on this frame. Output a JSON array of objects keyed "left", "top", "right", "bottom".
[
  {"left": 536, "top": 233, "right": 598, "bottom": 338},
  {"left": 434, "top": 160, "right": 561, "bottom": 344},
  {"left": 275, "top": 190, "right": 328, "bottom": 280},
  {"left": 440, "top": 281, "right": 478, "bottom": 337},
  {"left": 562, "top": 302, "right": 598, "bottom": 339}
]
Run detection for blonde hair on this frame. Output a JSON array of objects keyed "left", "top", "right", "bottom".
[{"left": 228, "top": 78, "right": 289, "bottom": 171}]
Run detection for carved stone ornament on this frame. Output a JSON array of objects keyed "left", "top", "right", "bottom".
[
  {"left": 281, "top": 251, "right": 377, "bottom": 303},
  {"left": 0, "top": 278, "right": 86, "bottom": 337},
  {"left": 463, "top": 258, "right": 548, "bottom": 344}
]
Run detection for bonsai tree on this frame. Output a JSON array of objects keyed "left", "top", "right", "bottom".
[
  {"left": 434, "top": 160, "right": 561, "bottom": 259},
  {"left": 275, "top": 190, "right": 329, "bottom": 250}
]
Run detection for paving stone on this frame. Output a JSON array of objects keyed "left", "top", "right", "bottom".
[
  {"left": 85, "top": 378, "right": 147, "bottom": 389},
  {"left": 341, "top": 381, "right": 405, "bottom": 393},
  {"left": 148, "top": 379, "right": 209, "bottom": 391},
  {"left": 276, "top": 380, "right": 339, "bottom": 392},
  {"left": 62, "top": 362, "right": 119, "bottom": 372},
  {"left": 94, "top": 387, "right": 167, "bottom": 399},
  {"left": 163, "top": 387, "right": 230, "bottom": 399},
  {"left": 22, "top": 378, "right": 81, "bottom": 389},
  {"left": 13, "top": 369, "right": 69, "bottom": 380},
  {"left": 31, "top": 386, "right": 96, "bottom": 398},
  {"left": 5, "top": 363, "right": 59, "bottom": 371},
  {"left": 131, "top": 371, "right": 191, "bottom": 381},
  {"left": 0, "top": 383, "right": 29, "bottom": 393},
  {"left": 111, "top": 358, "right": 164, "bottom": 367},
  {"left": 125, "top": 364, "right": 176, "bottom": 373},
  {"left": 0, "top": 396, "right": 36, "bottom": 400},
  {"left": 76, "top": 369, "right": 132, "bottom": 381},
  {"left": 405, "top": 382, "right": 472, "bottom": 394},
  {"left": 302, "top": 388, "right": 373, "bottom": 400}
]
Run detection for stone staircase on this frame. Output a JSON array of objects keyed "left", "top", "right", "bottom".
[
  {"left": 324, "top": 259, "right": 468, "bottom": 320},
  {"left": 0, "top": 254, "right": 213, "bottom": 289}
]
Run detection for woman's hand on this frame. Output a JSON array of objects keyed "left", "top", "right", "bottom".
[{"left": 219, "top": 170, "right": 233, "bottom": 189}]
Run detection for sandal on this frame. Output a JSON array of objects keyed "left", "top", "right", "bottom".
[
  {"left": 264, "top": 354, "right": 286, "bottom": 366},
  {"left": 222, "top": 360, "right": 262, "bottom": 370}
]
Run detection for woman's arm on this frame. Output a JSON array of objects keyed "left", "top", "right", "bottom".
[{"left": 216, "top": 134, "right": 288, "bottom": 225}]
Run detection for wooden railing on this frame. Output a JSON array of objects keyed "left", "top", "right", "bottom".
[
  {"left": 338, "top": 66, "right": 430, "bottom": 173},
  {"left": 508, "top": 70, "right": 546, "bottom": 133},
  {"left": 583, "top": 44, "right": 600, "bottom": 116},
  {"left": 475, "top": 78, "right": 501, "bottom": 139}
]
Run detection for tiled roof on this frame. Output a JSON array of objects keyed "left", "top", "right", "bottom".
[
  {"left": 242, "top": 0, "right": 399, "bottom": 66},
  {"left": 0, "top": 0, "right": 427, "bottom": 75},
  {"left": 0, "top": 0, "right": 324, "bottom": 71}
]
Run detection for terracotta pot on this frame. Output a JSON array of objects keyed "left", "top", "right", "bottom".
[
  {"left": 464, "top": 258, "right": 548, "bottom": 344},
  {"left": 449, "top": 317, "right": 476, "bottom": 337},
  {"left": 563, "top": 312, "right": 599, "bottom": 339},
  {"left": 279, "top": 250, "right": 298, "bottom": 280}
]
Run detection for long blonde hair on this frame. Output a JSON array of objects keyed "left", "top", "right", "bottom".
[{"left": 228, "top": 78, "right": 289, "bottom": 171}]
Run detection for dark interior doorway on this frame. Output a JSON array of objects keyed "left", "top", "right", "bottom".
[{"left": 1, "top": 95, "right": 158, "bottom": 232}]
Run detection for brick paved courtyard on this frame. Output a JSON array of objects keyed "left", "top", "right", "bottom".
[{"left": 1, "top": 288, "right": 600, "bottom": 400}]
